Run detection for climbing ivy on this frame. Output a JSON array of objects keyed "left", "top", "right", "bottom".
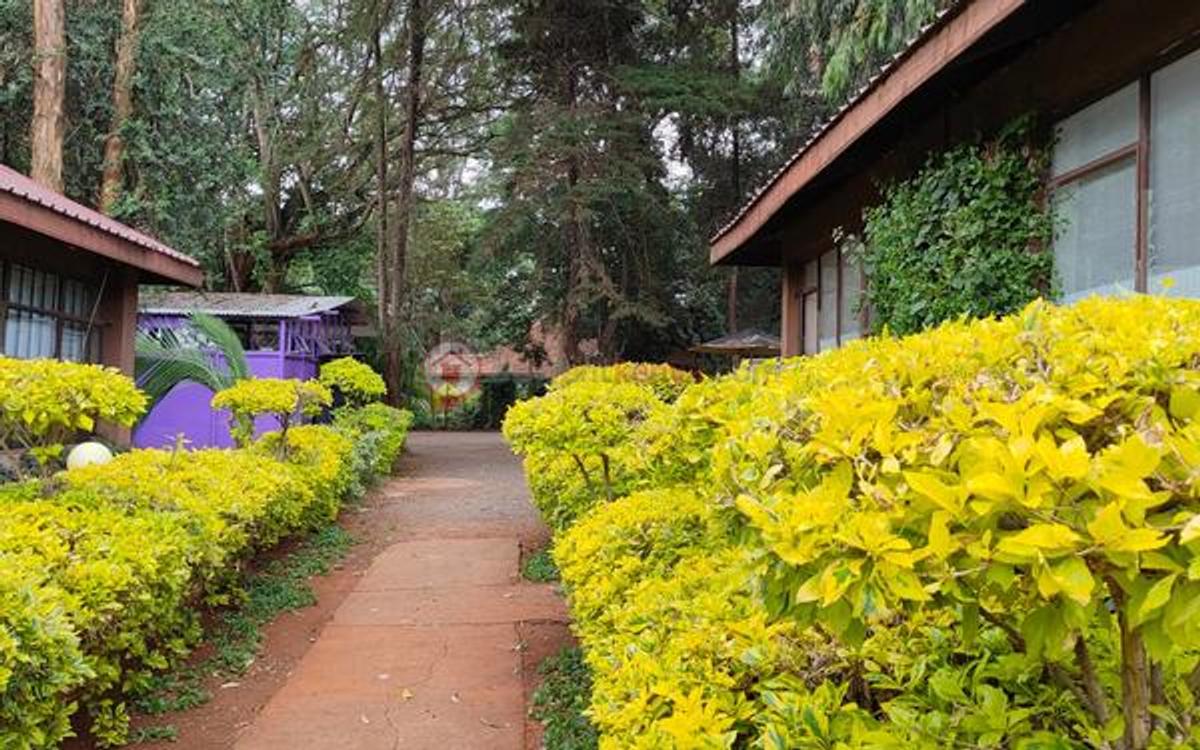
[{"left": 860, "top": 118, "right": 1055, "bottom": 335}]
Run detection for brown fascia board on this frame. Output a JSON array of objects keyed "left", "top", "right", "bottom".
[
  {"left": 709, "top": 0, "right": 1027, "bottom": 266},
  {"left": 0, "top": 192, "right": 204, "bottom": 287}
]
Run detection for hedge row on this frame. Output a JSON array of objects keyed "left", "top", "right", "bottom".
[
  {"left": 504, "top": 296, "right": 1200, "bottom": 750},
  {"left": 0, "top": 399, "right": 412, "bottom": 748}
]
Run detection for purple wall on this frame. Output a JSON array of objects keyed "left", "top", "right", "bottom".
[
  {"left": 133, "top": 352, "right": 319, "bottom": 449},
  {"left": 133, "top": 312, "right": 347, "bottom": 449}
]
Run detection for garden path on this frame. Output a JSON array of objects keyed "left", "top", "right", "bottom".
[{"left": 234, "top": 431, "right": 569, "bottom": 750}]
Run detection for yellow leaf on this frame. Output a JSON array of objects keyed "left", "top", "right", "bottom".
[
  {"left": 966, "top": 472, "right": 1019, "bottom": 503},
  {"left": 1109, "top": 528, "right": 1168, "bottom": 553},
  {"left": 904, "top": 470, "right": 962, "bottom": 514},
  {"left": 997, "top": 523, "right": 1080, "bottom": 561},
  {"left": 1036, "top": 434, "right": 1089, "bottom": 482},
  {"left": 926, "top": 511, "right": 957, "bottom": 560},
  {"left": 1087, "top": 502, "right": 1168, "bottom": 552},
  {"left": 1087, "top": 502, "right": 1127, "bottom": 546},
  {"left": 1181, "top": 514, "right": 1200, "bottom": 545},
  {"left": 1048, "top": 557, "right": 1095, "bottom": 604}
]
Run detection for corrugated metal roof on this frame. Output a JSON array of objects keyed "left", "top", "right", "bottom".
[
  {"left": 692, "top": 329, "right": 781, "bottom": 355},
  {"left": 709, "top": 1, "right": 969, "bottom": 249},
  {"left": 140, "top": 291, "right": 357, "bottom": 318},
  {"left": 0, "top": 165, "right": 201, "bottom": 268}
]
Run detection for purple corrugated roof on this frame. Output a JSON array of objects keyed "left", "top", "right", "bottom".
[{"left": 0, "top": 164, "right": 200, "bottom": 268}]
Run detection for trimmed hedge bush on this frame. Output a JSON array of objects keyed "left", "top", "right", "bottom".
[
  {"left": 506, "top": 296, "right": 1200, "bottom": 750},
  {"left": 0, "top": 367, "right": 412, "bottom": 748}
]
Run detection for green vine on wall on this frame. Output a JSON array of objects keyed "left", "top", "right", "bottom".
[{"left": 860, "top": 117, "right": 1056, "bottom": 336}]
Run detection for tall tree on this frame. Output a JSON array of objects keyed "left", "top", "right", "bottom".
[
  {"left": 378, "top": 0, "right": 427, "bottom": 400},
  {"left": 98, "top": 0, "right": 143, "bottom": 212},
  {"left": 30, "top": 0, "right": 65, "bottom": 190}
]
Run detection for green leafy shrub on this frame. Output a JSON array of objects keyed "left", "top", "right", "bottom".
[
  {"left": 319, "top": 357, "right": 387, "bottom": 406},
  {"left": 333, "top": 402, "right": 414, "bottom": 477},
  {"left": 211, "top": 378, "right": 332, "bottom": 449},
  {"left": 532, "top": 648, "right": 599, "bottom": 750},
  {"left": 0, "top": 401, "right": 407, "bottom": 747},
  {"left": 550, "top": 362, "right": 694, "bottom": 402},
  {"left": 504, "top": 381, "right": 663, "bottom": 528},
  {"left": 0, "top": 569, "right": 87, "bottom": 749},
  {"left": 0, "top": 357, "right": 147, "bottom": 474},
  {"left": 508, "top": 296, "right": 1200, "bottom": 750},
  {"left": 861, "top": 118, "right": 1055, "bottom": 335}
]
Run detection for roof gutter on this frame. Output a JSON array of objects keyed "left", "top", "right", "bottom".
[{"left": 709, "top": 0, "right": 1026, "bottom": 265}]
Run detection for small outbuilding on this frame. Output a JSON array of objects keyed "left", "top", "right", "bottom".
[
  {"left": 134, "top": 291, "right": 366, "bottom": 448},
  {"left": 0, "top": 165, "right": 202, "bottom": 372}
]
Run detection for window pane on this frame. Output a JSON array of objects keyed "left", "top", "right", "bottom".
[
  {"left": 63, "top": 279, "right": 92, "bottom": 318},
  {"left": 840, "top": 248, "right": 863, "bottom": 341},
  {"left": 1053, "top": 84, "right": 1138, "bottom": 176},
  {"left": 818, "top": 251, "right": 838, "bottom": 351},
  {"left": 1149, "top": 48, "right": 1200, "bottom": 296},
  {"left": 4, "top": 308, "right": 56, "bottom": 359},
  {"left": 61, "top": 322, "right": 88, "bottom": 362},
  {"left": 1053, "top": 158, "right": 1137, "bottom": 302},
  {"left": 802, "top": 292, "right": 818, "bottom": 355},
  {"left": 9, "top": 265, "right": 29, "bottom": 306}
]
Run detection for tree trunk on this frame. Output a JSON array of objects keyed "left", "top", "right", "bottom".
[
  {"left": 725, "top": 2, "right": 742, "bottom": 334},
  {"left": 251, "top": 76, "right": 284, "bottom": 292},
  {"left": 1120, "top": 618, "right": 1152, "bottom": 750},
  {"left": 31, "top": 0, "right": 66, "bottom": 192},
  {"left": 372, "top": 0, "right": 394, "bottom": 399},
  {"left": 1108, "top": 578, "right": 1152, "bottom": 750},
  {"left": 98, "top": 0, "right": 143, "bottom": 213},
  {"left": 560, "top": 62, "right": 588, "bottom": 366},
  {"left": 381, "top": 0, "right": 426, "bottom": 402}
]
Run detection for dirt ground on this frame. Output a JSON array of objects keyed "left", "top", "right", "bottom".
[{"left": 68, "top": 432, "right": 570, "bottom": 750}]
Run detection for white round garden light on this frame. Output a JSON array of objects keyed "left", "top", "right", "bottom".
[{"left": 67, "top": 441, "right": 114, "bottom": 470}]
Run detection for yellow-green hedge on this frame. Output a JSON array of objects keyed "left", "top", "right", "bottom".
[
  {"left": 506, "top": 296, "right": 1200, "bottom": 750},
  {"left": 0, "top": 397, "right": 412, "bottom": 748}
]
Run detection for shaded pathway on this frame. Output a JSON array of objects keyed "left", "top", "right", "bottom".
[{"left": 235, "top": 432, "right": 569, "bottom": 750}]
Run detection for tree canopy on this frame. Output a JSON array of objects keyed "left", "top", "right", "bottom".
[{"left": 0, "top": 0, "right": 942, "bottom": 390}]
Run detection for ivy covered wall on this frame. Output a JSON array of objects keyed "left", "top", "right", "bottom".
[{"left": 859, "top": 119, "right": 1057, "bottom": 336}]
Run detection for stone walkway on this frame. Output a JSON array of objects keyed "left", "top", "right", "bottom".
[{"left": 235, "top": 432, "right": 569, "bottom": 750}]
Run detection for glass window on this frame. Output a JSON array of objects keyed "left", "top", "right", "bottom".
[
  {"left": 1149, "top": 48, "right": 1200, "bottom": 296},
  {"left": 1052, "top": 81, "right": 1139, "bottom": 302},
  {"left": 818, "top": 251, "right": 838, "bottom": 352},
  {"left": 1053, "top": 83, "right": 1138, "bottom": 175},
  {"left": 1, "top": 263, "right": 99, "bottom": 362},
  {"left": 1053, "top": 159, "right": 1138, "bottom": 301},
  {"left": 802, "top": 259, "right": 818, "bottom": 354},
  {"left": 840, "top": 247, "right": 863, "bottom": 341}
]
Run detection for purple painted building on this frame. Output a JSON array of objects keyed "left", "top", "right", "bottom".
[{"left": 134, "top": 291, "right": 367, "bottom": 449}]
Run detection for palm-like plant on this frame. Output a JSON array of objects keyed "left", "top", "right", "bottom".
[{"left": 135, "top": 312, "right": 251, "bottom": 406}]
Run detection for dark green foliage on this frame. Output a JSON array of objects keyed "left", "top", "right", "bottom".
[
  {"left": 135, "top": 313, "right": 251, "bottom": 407},
  {"left": 521, "top": 547, "right": 558, "bottom": 583},
  {"left": 761, "top": 0, "right": 950, "bottom": 104},
  {"left": 861, "top": 119, "right": 1056, "bottom": 335},
  {"left": 532, "top": 648, "right": 599, "bottom": 750},
  {"left": 128, "top": 725, "right": 179, "bottom": 744}
]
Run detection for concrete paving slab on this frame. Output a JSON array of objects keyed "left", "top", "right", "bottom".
[
  {"left": 333, "top": 584, "right": 568, "bottom": 627},
  {"left": 356, "top": 538, "right": 520, "bottom": 590},
  {"left": 236, "top": 623, "right": 525, "bottom": 749}
]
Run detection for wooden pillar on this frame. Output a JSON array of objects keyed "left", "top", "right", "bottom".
[
  {"left": 98, "top": 266, "right": 139, "bottom": 376},
  {"left": 780, "top": 259, "right": 803, "bottom": 358},
  {"left": 97, "top": 266, "right": 139, "bottom": 445}
]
